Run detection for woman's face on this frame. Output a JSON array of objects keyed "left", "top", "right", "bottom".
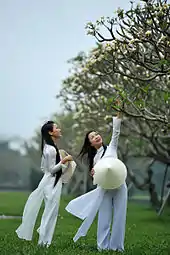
[
  {"left": 49, "top": 124, "right": 61, "bottom": 138},
  {"left": 88, "top": 131, "right": 103, "bottom": 148}
]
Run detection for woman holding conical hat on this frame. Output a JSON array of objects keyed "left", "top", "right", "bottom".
[
  {"left": 66, "top": 100, "right": 127, "bottom": 252},
  {"left": 16, "top": 121, "right": 76, "bottom": 247}
]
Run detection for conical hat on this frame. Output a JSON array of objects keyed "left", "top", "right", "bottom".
[
  {"left": 93, "top": 157, "right": 127, "bottom": 189},
  {"left": 59, "top": 149, "right": 76, "bottom": 184}
]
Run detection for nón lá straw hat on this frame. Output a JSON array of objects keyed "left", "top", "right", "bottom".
[
  {"left": 59, "top": 149, "right": 76, "bottom": 184},
  {"left": 93, "top": 157, "right": 127, "bottom": 189}
]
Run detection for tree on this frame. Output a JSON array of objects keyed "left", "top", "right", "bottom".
[
  {"left": 0, "top": 139, "right": 30, "bottom": 190},
  {"left": 57, "top": 49, "right": 169, "bottom": 206},
  {"left": 83, "top": 0, "right": 170, "bottom": 207},
  {"left": 84, "top": 0, "right": 169, "bottom": 125}
]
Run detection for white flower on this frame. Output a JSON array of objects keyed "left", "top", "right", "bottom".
[
  {"left": 145, "top": 31, "right": 152, "bottom": 36},
  {"left": 89, "top": 58, "right": 97, "bottom": 65},
  {"left": 73, "top": 112, "right": 79, "bottom": 120},
  {"left": 159, "top": 52, "right": 164, "bottom": 59},
  {"left": 111, "top": 40, "right": 117, "bottom": 50},
  {"left": 106, "top": 45, "right": 112, "bottom": 51},
  {"left": 157, "top": 35, "right": 167, "bottom": 44},
  {"left": 129, "top": 38, "right": 140, "bottom": 44},
  {"left": 128, "top": 46, "right": 136, "bottom": 52},
  {"left": 146, "top": 19, "right": 153, "bottom": 25},
  {"left": 104, "top": 115, "right": 112, "bottom": 121},
  {"left": 126, "top": 70, "right": 131, "bottom": 75},
  {"left": 97, "top": 54, "right": 104, "bottom": 62},
  {"left": 92, "top": 49, "right": 100, "bottom": 57},
  {"left": 82, "top": 67, "right": 88, "bottom": 73},
  {"left": 104, "top": 43, "right": 112, "bottom": 51},
  {"left": 72, "top": 123, "right": 79, "bottom": 129},
  {"left": 163, "top": 4, "right": 168, "bottom": 9}
]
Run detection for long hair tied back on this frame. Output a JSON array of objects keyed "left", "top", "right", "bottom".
[
  {"left": 79, "top": 130, "right": 97, "bottom": 171},
  {"left": 79, "top": 130, "right": 107, "bottom": 171},
  {"left": 41, "top": 121, "right": 61, "bottom": 187}
]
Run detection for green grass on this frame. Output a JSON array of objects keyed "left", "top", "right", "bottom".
[
  {"left": 0, "top": 192, "right": 170, "bottom": 255},
  {"left": 0, "top": 191, "right": 30, "bottom": 216},
  {"left": 130, "top": 195, "right": 149, "bottom": 200}
]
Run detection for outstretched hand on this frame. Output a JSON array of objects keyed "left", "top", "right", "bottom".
[
  {"left": 114, "top": 98, "right": 123, "bottom": 118},
  {"left": 115, "top": 98, "right": 122, "bottom": 107}
]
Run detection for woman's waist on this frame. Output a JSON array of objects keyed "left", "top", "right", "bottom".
[
  {"left": 40, "top": 172, "right": 55, "bottom": 183},
  {"left": 43, "top": 170, "right": 55, "bottom": 177}
]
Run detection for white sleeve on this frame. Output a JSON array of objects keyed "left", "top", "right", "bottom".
[
  {"left": 40, "top": 155, "right": 45, "bottom": 173},
  {"left": 46, "top": 147, "right": 65, "bottom": 174},
  {"left": 108, "top": 116, "right": 122, "bottom": 152}
]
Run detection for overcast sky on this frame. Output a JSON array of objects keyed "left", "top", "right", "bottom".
[{"left": 0, "top": 0, "right": 129, "bottom": 140}]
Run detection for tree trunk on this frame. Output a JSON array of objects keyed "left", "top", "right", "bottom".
[
  {"left": 160, "top": 164, "right": 169, "bottom": 205},
  {"left": 148, "top": 168, "right": 160, "bottom": 209},
  {"left": 167, "top": 193, "right": 170, "bottom": 206}
]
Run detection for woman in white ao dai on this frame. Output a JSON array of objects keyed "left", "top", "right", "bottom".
[
  {"left": 66, "top": 112, "right": 127, "bottom": 252},
  {"left": 16, "top": 121, "right": 74, "bottom": 247}
]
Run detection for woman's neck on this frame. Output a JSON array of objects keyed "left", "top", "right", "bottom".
[
  {"left": 94, "top": 144, "right": 103, "bottom": 150},
  {"left": 51, "top": 136, "right": 57, "bottom": 145}
]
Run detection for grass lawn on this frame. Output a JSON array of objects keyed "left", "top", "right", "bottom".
[{"left": 0, "top": 192, "right": 170, "bottom": 255}]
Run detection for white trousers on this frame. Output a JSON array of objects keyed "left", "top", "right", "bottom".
[
  {"left": 38, "top": 178, "right": 62, "bottom": 246},
  {"left": 97, "top": 183, "right": 127, "bottom": 251},
  {"left": 16, "top": 174, "right": 62, "bottom": 246}
]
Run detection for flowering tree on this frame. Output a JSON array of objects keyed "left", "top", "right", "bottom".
[
  {"left": 57, "top": 47, "right": 169, "bottom": 205},
  {"left": 84, "top": 0, "right": 169, "bottom": 125},
  {"left": 58, "top": 46, "right": 169, "bottom": 159},
  {"left": 56, "top": 0, "right": 170, "bottom": 203}
]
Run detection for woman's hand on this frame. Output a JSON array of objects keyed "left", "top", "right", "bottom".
[
  {"left": 61, "top": 155, "right": 73, "bottom": 164},
  {"left": 90, "top": 168, "right": 95, "bottom": 176},
  {"left": 115, "top": 98, "right": 123, "bottom": 118}
]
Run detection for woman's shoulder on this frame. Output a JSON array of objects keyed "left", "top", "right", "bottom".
[{"left": 44, "top": 144, "right": 56, "bottom": 155}]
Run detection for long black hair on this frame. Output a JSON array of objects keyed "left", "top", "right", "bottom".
[
  {"left": 79, "top": 130, "right": 107, "bottom": 171},
  {"left": 41, "top": 121, "right": 62, "bottom": 187}
]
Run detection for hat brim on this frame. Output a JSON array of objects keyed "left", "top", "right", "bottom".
[
  {"left": 93, "top": 157, "right": 127, "bottom": 189},
  {"left": 59, "top": 149, "right": 76, "bottom": 184}
]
